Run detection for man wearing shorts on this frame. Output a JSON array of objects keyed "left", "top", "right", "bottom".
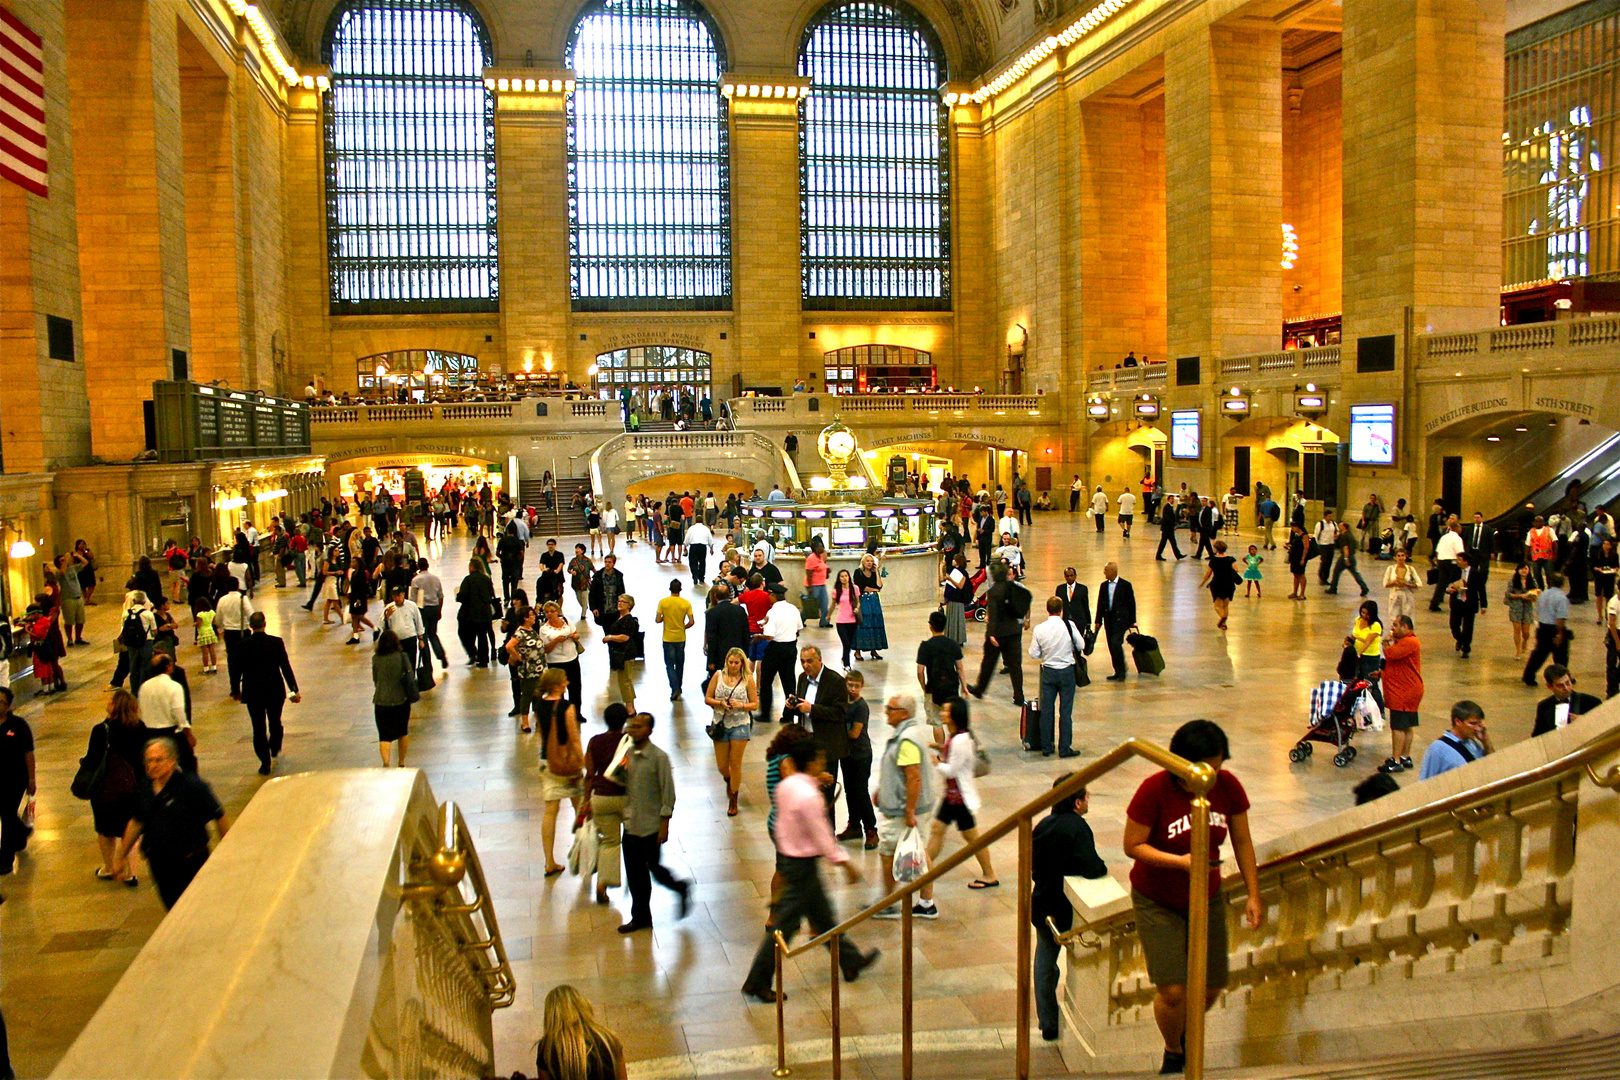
[
  {"left": 1377, "top": 616, "right": 1422, "bottom": 774},
  {"left": 873, "top": 694, "right": 940, "bottom": 920},
  {"left": 586, "top": 503, "right": 603, "bottom": 557},
  {"left": 56, "top": 553, "right": 87, "bottom": 645}
]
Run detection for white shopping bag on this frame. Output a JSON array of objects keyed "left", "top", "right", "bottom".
[{"left": 892, "top": 826, "right": 927, "bottom": 883}]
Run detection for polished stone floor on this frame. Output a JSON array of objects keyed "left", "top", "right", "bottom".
[{"left": 3, "top": 511, "right": 1601, "bottom": 1077}]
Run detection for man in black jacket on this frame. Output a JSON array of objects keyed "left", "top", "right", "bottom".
[
  {"left": 454, "top": 561, "right": 498, "bottom": 666},
  {"left": 967, "top": 562, "right": 1032, "bottom": 705},
  {"left": 791, "top": 646, "right": 850, "bottom": 820},
  {"left": 1531, "top": 664, "right": 1603, "bottom": 736},
  {"left": 1031, "top": 776, "right": 1108, "bottom": 1042},
  {"left": 239, "top": 612, "right": 300, "bottom": 775},
  {"left": 1155, "top": 501, "right": 1184, "bottom": 561},
  {"left": 1192, "top": 498, "right": 1220, "bottom": 560},
  {"left": 1463, "top": 511, "right": 1494, "bottom": 610},
  {"left": 1094, "top": 562, "right": 1137, "bottom": 680},
  {"left": 1055, "top": 568, "right": 1090, "bottom": 632},
  {"left": 588, "top": 553, "right": 628, "bottom": 630},
  {"left": 704, "top": 583, "right": 751, "bottom": 674}
]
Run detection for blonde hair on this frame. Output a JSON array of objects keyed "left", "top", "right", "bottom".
[
  {"left": 724, "top": 646, "right": 748, "bottom": 672},
  {"left": 539, "top": 667, "right": 569, "bottom": 695},
  {"left": 535, "top": 985, "right": 623, "bottom": 1080}
]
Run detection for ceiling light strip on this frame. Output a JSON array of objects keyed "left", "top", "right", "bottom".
[
  {"left": 969, "top": 0, "right": 1134, "bottom": 105},
  {"left": 223, "top": 0, "right": 300, "bottom": 86}
]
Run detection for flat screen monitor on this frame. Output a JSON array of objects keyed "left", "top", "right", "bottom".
[
  {"left": 1170, "top": 411, "right": 1200, "bottom": 459},
  {"left": 1349, "top": 404, "right": 1396, "bottom": 465},
  {"left": 831, "top": 525, "right": 867, "bottom": 546}
]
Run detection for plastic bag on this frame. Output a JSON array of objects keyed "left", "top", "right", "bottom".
[
  {"left": 892, "top": 826, "right": 927, "bottom": 884},
  {"left": 567, "top": 820, "right": 598, "bottom": 876}
]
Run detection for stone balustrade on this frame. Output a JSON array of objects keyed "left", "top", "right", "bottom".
[
  {"left": 1061, "top": 709, "right": 1620, "bottom": 1075},
  {"left": 1418, "top": 314, "right": 1620, "bottom": 359},
  {"left": 590, "top": 428, "right": 790, "bottom": 502},
  {"left": 728, "top": 392, "right": 1052, "bottom": 423},
  {"left": 53, "top": 770, "right": 506, "bottom": 1080},
  {"left": 307, "top": 397, "right": 617, "bottom": 430}
]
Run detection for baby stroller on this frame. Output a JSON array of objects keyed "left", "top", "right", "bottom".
[
  {"left": 1292, "top": 678, "right": 1378, "bottom": 767},
  {"left": 964, "top": 565, "right": 992, "bottom": 622}
]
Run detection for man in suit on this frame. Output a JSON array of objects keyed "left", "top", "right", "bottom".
[
  {"left": 1093, "top": 562, "right": 1137, "bottom": 681},
  {"left": 790, "top": 646, "right": 850, "bottom": 821},
  {"left": 1464, "top": 511, "right": 1494, "bottom": 610},
  {"left": 1446, "top": 552, "right": 1481, "bottom": 658},
  {"left": 1192, "top": 498, "right": 1220, "bottom": 560},
  {"left": 967, "top": 562, "right": 1032, "bottom": 705},
  {"left": 704, "top": 583, "right": 751, "bottom": 675},
  {"left": 239, "top": 612, "right": 300, "bottom": 775},
  {"left": 1155, "top": 500, "right": 1184, "bottom": 561},
  {"left": 1531, "top": 664, "right": 1603, "bottom": 737},
  {"left": 1055, "top": 568, "right": 1091, "bottom": 635}
]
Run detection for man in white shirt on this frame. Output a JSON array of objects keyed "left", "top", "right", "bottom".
[
  {"left": 1069, "top": 475, "right": 1084, "bottom": 513},
  {"left": 683, "top": 518, "right": 714, "bottom": 586},
  {"left": 996, "top": 509, "right": 1020, "bottom": 539},
  {"left": 139, "top": 653, "right": 194, "bottom": 769},
  {"left": 1117, "top": 489, "right": 1137, "bottom": 538},
  {"left": 384, "top": 585, "right": 427, "bottom": 673},
  {"left": 1431, "top": 520, "right": 1466, "bottom": 612},
  {"left": 757, "top": 582, "right": 804, "bottom": 723},
  {"left": 602, "top": 505, "right": 620, "bottom": 556},
  {"left": 1312, "top": 510, "right": 1339, "bottom": 585},
  {"left": 1090, "top": 486, "right": 1108, "bottom": 534},
  {"left": 1029, "top": 597, "right": 1081, "bottom": 758},
  {"left": 410, "top": 558, "right": 447, "bottom": 668},
  {"left": 214, "top": 582, "right": 255, "bottom": 701}
]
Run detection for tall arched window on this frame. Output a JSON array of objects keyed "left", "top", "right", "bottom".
[
  {"left": 323, "top": 0, "right": 497, "bottom": 314},
  {"left": 799, "top": 1, "right": 950, "bottom": 310},
  {"left": 567, "top": 0, "right": 731, "bottom": 311}
]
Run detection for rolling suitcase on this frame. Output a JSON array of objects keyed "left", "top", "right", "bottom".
[
  {"left": 1020, "top": 698, "right": 1040, "bottom": 751},
  {"left": 1127, "top": 631, "right": 1165, "bottom": 676}
]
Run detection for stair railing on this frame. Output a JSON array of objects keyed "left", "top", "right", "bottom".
[{"left": 770, "top": 738, "right": 1218, "bottom": 1080}]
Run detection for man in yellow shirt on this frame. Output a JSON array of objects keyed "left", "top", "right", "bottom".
[
  {"left": 655, "top": 580, "right": 695, "bottom": 702},
  {"left": 873, "top": 694, "right": 942, "bottom": 920}
]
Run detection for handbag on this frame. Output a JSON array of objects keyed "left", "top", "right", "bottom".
[
  {"left": 605, "top": 732, "right": 634, "bottom": 787},
  {"left": 1065, "top": 624, "right": 1091, "bottom": 689},
  {"left": 567, "top": 819, "right": 598, "bottom": 875},
  {"left": 70, "top": 733, "right": 109, "bottom": 801}
]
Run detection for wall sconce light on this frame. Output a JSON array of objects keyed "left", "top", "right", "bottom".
[{"left": 8, "top": 540, "right": 35, "bottom": 559}]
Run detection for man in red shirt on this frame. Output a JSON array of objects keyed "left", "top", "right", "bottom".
[
  {"left": 680, "top": 492, "right": 695, "bottom": 520},
  {"left": 288, "top": 530, "right": 310, "bottom": 588},
  {"left": 738, "top": 573, "right": 772, "bottom": 674},
  {"left": 1378, "top": 615, "right": 1423, "bottom": 774}
]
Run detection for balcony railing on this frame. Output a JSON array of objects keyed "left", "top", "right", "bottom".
[
  {"left": 306, "top": 397, "right": 621, "bottom": 430},
  {"left": 729, "top": 393, "right": 1051, "bottom": 422},
  {"left": 1418, "top": 314, "right": 1620, "bottom": 359}
]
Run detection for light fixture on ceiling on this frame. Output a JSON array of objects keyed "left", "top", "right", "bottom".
[
  {"left": 1486, "top": 435, "right": 1501, "bottom": 442},
  {"left": 8, "top": 539, "right": 35, "bottom": 559}
]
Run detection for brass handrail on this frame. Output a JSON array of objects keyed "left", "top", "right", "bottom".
[
  {"left": 771, "top": 738, "right": 1217, "bottom": 1080},
  {"left": 402, "top": 802, "right": 517, "bottom": 1009},
  {"left": 1250, "top": 725, "right": 1620, "bottom": 874}
]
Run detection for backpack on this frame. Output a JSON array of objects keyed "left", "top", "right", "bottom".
[{"left": 120, "top": 610, "right": 149, "bottom": 650}]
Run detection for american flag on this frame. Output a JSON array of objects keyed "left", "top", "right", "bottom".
[{"left": 0, "top": 6, "right": 47, "bottom": 198}]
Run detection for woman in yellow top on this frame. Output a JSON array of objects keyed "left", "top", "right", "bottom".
[{"left": 1344, "top": 599, "right": 1386, "bottom": 711}]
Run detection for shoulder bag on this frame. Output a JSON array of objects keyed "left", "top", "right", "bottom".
[{"left": 1064, "top": 623, "right": 1091, "bottom": 688}]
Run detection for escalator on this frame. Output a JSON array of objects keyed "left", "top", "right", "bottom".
[{"left": 1485, "top": 432, "right": 1620, "bottom": 551}]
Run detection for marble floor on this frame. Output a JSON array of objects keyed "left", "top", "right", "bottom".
[{"left": 3, "top": 512, "right": 1604, "bottom": 1078}]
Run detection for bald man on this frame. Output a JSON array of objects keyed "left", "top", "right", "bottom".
[{"left": 1093, "top": 563, "right": 1137, "bottom": 681}]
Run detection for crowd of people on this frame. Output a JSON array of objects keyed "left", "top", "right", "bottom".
[{"left": 5, "top": 457, "right": 1616, "bottom": 1078}]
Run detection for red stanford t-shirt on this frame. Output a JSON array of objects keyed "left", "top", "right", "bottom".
[{"left": 1126, "top": 769, "right": 1250, "bottom": 912}]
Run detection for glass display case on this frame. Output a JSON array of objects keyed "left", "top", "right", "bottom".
[{"left": 738, "top": 498, "right": 937, "bottom": 555}]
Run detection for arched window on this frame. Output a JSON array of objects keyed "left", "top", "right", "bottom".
[
  {"left": 323, "top": 0, "right": 497, "bottom": 314},
  {"left": 567, "top": 0, "right": 731, "bottom": 311},
  {"left": 799, "top": 1, "right": 949, "bottom": 310}
]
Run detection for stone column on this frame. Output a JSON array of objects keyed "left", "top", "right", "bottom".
[
  {"left": 283, "top": 83, "right": 329, "bottom": 391},
  {"left": 728, "top": 92, "right": 801, "bottom": 392},
  {"left": 494, "top": 88, "right": 571, "bottom": 381},
  {"left": 179, "top": 28, "right": 245, "bottom": 388},
  {"left": 1163, "top": 21, "right": 1283, "bottom": 363},
  {"left": 64, "top": 0, "right": 191, "bottom": 460},
  {"left": 1341, "top": 0, "right": 1504, "bottom": 342}
]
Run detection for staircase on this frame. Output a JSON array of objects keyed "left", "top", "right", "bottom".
[{"left": 517, "top": 475, "right": 590, "bottom": 536}]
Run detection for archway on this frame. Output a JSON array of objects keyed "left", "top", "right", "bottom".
[
  {"left": 355, "top": 350, "right": 479, "bottom": 400},
  {"left": 595, "top": 345, "right": 713, "bottom": 421}
]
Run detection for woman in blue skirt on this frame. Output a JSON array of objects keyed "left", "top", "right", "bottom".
[{"left": 852, "top": 552, "right": 887, "bottom": 660}]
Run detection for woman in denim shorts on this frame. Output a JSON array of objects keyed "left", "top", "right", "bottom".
[{"left": 705, "top": 647, "right": 757, "bottom": 818}]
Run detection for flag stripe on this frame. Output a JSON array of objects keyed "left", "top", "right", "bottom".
[
  {"left": 0, "top": 8, "right": 43, "bottom": 52},
  {"left": 0, "top": 8, "right": 46, "bottom": 197},
  {"left": 0, "top": 161, "right": 46, "bottom": 197}
]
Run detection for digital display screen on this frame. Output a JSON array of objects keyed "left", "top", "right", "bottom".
[
  {"left": 831, "top": 526, "right": 867, "bottom": 546},
  {"left": 1349, "top": 404, "right": 1396, "bottom": 465},
  {"left": 1170, "top": 411, "right": 1200, "bottom": 459}
]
